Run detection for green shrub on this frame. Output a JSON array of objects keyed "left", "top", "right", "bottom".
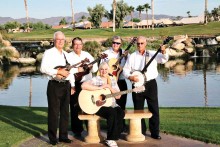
[{"left": 83, "top": 41, "right": 104, "bottom": 58}]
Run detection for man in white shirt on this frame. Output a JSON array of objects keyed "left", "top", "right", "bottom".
[
  {"left": 123, "top": 36, "right": 169, "bottom": 140},
  {"left": 68, "top": 37, "right": 98, "bottom": 137},
  {"left": 100, "top": 36, "right": 129, "bottom": 132},
  {"left": 40, "top": 31, "right": 74, "bottom": 145}
]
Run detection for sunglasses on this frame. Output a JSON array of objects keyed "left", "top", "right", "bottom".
[
  {"left": 112, "top": 42, "right": 121, "bottom": 45},
  {"left": 137, "top": 42, "right": 144, "bottom": 45}
]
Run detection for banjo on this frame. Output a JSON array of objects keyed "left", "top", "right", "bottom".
[{"left": 131, "top": 37, "right": 173, "bottom": 87}]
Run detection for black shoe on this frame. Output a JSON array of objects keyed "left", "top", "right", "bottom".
[
  {"left": 59, "top": 138, "right": 72, "bottom": 143},
  {"left": 49, "top": 140, "right": 58, "bottom": 145},
  {"left": 151, "top": 135, "right": 162, "bottom": 140},
  {"left": 142, "top": 131, "right": 147, "bottom": 136},
  {"left": 74, "top": 133, "right": 82, "bottom": 138}
]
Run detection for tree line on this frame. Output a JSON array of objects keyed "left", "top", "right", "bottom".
[{"left": 0, "top": 0, "right": 220, "bottom": 32}]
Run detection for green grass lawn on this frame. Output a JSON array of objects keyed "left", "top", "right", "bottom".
[
  {"left": 0, "top": 106, "right": 219, "bottom": 146},
  {"left": 8, "top": 22, "right": 220, "bottom": 40}
]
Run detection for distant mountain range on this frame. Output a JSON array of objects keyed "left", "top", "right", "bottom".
[{"left": 0, "top": 12, "right": 177, "bottom": 26}]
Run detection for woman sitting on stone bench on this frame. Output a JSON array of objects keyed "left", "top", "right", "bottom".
[{"left": 81, "top": 62, "right": 125, "bottom": 147}]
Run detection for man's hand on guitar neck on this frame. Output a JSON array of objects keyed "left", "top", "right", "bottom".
[
  {"left": 78, "top": 64, "right": 93, "bottom": 72},
  {"left": 128, "top": 75, "right": 139, "bottom": 82},
  {"left": 160, "top": 45, "right": 166, "bottom": 54}
]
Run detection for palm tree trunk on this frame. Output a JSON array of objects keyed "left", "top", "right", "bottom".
[
  {"left": 151, "top": 0, "right": 154, "bottom": 30},
  {"left": 24, "top": 0, "right": 30, "bottom": 32},
  {"left": 146, "top": 11, "right": 149, "bottom": 29},
  {"left": 113, "top": 0, "right": 116, "bottom": 32},
  {"left": 131, "top": 12, "right": 133, "bottom": 29},
  {"left": 70, "top": 0, "right": 75, "bottom": 30},
  {"left": 204, "top": 0, "right": 208, "bottom": 24}
]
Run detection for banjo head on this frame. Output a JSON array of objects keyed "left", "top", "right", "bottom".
[{"left": 131, "top": 71, "right": 146, "bottom": 87}]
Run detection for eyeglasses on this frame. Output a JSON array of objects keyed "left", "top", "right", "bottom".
[
  {"left": 112, "top": 42, "right": 121, "bottom": 45},
  {"left": 56, "top": 39, "right": 65, "bottom": 41},
  {"left": 137, "top": 42, "right": 144, "bottom": 45},
  {"left": 74, "top": 44, "right": 83, "bottom": 46}
]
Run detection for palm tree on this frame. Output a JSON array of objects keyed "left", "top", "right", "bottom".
[
  {"left": 136, "top": 5, "right": 144, "bottom": 28},
  {"left": 187, "top": 11, "right": 191, "bottom": 17},
  {"left": 211, "top": 7, "right": 220, "bottom": 21},
  {"left": 24, "top": 0, "right": 30, "bottom": 32},
  {"left": 70, "top": 0, "right": 75, "bottom": 30},
  {"left": 128, "top": 6, "right": 135, "bottom": 29},
  {"left": 151, "top": 0, "right": 154, "bottom": 30},
  {"left": 143, "top": 3, "right": 151, "bottom": 29},
  {"left": 113, "top": 0, "right": 117, "bottom": 32}
]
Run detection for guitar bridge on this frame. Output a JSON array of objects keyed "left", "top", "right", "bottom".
[{"left": 91, "top": 95, "right": 95, "bottom": 104}]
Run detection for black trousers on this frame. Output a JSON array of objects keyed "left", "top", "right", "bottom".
[
  {"left": 47, "top": 80, "right": 70, "bottom": 141},
  {"left": 70, "top": 81, "right": 86, "bottom": 134},
  {"left": 116, "top": 79, "right": 127, "bottom": 127},
  {"left": 96, "top": 106, "right": 125, "bottom": 140},
  {"left": 132, "top": 79, "right": 159, "bottom": 136}
]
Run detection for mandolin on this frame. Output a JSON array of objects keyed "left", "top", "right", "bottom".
[{"left": 53, "top": 58, "right": 90, "bottom": 82}]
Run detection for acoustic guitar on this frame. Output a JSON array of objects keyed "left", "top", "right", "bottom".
[
  {"left": 78, "top": 86, "right": 145, "bottom": 114},
  {"left": 98, "top": 37, "right": 137, "bottom": 81},
  {"left": 74, "top": 53, "right": 108, "bottom": 81}
]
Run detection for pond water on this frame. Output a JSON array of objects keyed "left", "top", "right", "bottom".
[{"left": 0, "top": 56, "right": 220, "bottom": 107}]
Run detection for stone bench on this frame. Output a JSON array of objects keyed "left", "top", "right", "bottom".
[{"left": 78, "top": 109, "right": 152, "bottom": 143}]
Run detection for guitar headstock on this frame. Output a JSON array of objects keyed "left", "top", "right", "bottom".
[
  {"left": 130, "top": 37, "right": 138, "bottom": 45},
  {"left": 163, "top": 36, "right": 173, "bottom": 45},
  {"left": 132, "top": 86, "right": 145, "bottom": 93},
  {"left": 82, "top": 58, "right": 90, "bottom": 63}
]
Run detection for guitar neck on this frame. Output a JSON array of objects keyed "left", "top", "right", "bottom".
[
  {"left": 67, "top": 62, "right": 82, "bottom": 70},
  {"left": 88, "top": 58, "right": 100, "bottom": 66},
  {"left": 105, "top": 89, "right": 134, "bottom": 98},
  {"left": 114, "top": 55, "right": 124, "bottom": 65}
]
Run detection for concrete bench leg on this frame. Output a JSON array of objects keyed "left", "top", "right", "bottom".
[
  {"left": 126, "top": 118, "right": 145, "bottom": 142},
  {"left": 85, "top": 119, "right": 104, "bottom": 143}
]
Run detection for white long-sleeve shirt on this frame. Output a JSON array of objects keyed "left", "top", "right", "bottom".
[
  {"left": 123, "top": 50, "right": 169, "bottom": 81},
  {"left": 100, "top": 47, "right": 129, "bottom": 80},
  {"left": 40, "top": 47, "right": 75, "bottom": 87},
  {"left": 68, "top": 50, "right": 98, "bottom": 83}
]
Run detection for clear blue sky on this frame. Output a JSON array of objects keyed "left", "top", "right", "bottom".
[{"left": 0, "top": 0, "right": 219, "bottom": 19}]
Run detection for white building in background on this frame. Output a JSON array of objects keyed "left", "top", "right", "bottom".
[{"left": 124, "top": 14, "right": 205, "bottom": 28}]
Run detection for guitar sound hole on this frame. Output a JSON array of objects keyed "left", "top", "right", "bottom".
[
  {"left": 100, "top": 94, "right": 106, "bottom": 101},
  {"left": 112, "top": 65, "right": 117, "bottom": 70},
  {"left": 96, "top": 100, "right": 106, "bottom": 106}
]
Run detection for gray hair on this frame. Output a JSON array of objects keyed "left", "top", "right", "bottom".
[
  {"left": 98, "top": 62, "right": 109, "bottom": 71},
  {"left": 53, "top": 31, "right": 65, "bottom": 40},
  {"left": 112, "top": 36, "right": 122, "bottom": 42}
]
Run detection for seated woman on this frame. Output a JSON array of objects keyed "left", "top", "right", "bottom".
[{"left": 81, "top": 62, "right": 125, "bottom": 147}]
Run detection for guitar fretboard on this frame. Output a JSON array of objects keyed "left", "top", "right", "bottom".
[{"left": 105, "top": 89, "right": 134, "bottom": 98}]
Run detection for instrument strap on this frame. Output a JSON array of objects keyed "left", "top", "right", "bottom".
[
  {"left": 140, "top": 51, "right": 150, "bottom": 74},
  {"left": 63, "top": 53, "right": 70, "bottom": 66},
  {"left": 119, "top": 49, "right": 122, "bottom": 64}
]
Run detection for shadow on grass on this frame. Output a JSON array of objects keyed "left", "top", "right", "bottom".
[{"left": 0, "top": 106, "right": 48, "bottom": 136}]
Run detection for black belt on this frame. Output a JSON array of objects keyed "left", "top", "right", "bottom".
[
  {"left": 145, "top": 79, "right": 155, "bottom": 84},
  {"left": 50, "top": 80, "right": 69, "bottom": 84}
]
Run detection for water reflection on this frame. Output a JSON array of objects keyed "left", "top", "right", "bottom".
[{"left": 0, "top": 57, "right": 220, "bottom": 107}]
